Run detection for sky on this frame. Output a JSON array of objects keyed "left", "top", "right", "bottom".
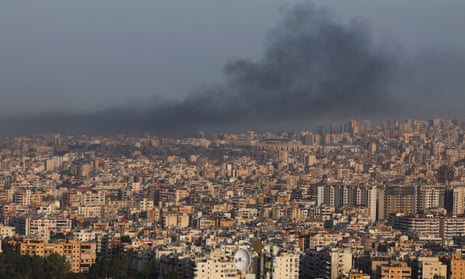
[{"left": 1, "top": 0, "right": 465, "bottom": 135}]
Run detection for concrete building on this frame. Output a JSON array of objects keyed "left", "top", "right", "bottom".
[
  {"left": 301, "top": 247, "right": 352, "bottom": 279},
  {"left": 417, "top": 184, "right": 445, "bottom": 213},
  {"left": 272, "top": 251, "right": 300, "bottom": 279},
  {"left": 193, "top": 251, "right": 239, "bottom": 279},
  {"left": 18, "top": 238, "right": 97, "bottom": 273},
  {"left": 13, "top": 215, "right": 72, "bottom": 240},
  {"left": 378, "top": 261, "right": 411, "bottom": 279},
  {"left": 412, "top": 256, "right": 446, "bottom": 279},
  {"left": 0, "top": 224, "right": 15, "bottom": 237},
  {"left": 367, "top": 186, "right": 377, "bottom": 223},
  {"left": 384, "top": 185, "right": 416, "bottom": 218},
  {"left": 390, "top": 214, "right": 465, "bottom": 243},
  {"left": 14, "top": 189, "right": 32, "bottom": 207},
  {"left": 446, "top": 186, "right": 465, "bottom": 216},
  {"left": 450, "top": 251, "right": 465, "bottom": 279}
]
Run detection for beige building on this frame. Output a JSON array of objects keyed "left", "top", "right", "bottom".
[
  {"left": 18, "top": 238, "right": 97, "bottom": 273},
  {"left": 0, "top": 224, "right": 15, "bottom": 237},
  {"left": 417, "top": 257, "right": 447, "bottom": 279},
  {"left": 330, "top": 248, "right": 353, "bottom": 279},
  {"left": 390, "top": 214, "right": 465, "bottom": 243},
  {"left": 379, "top": 261, "right": 411, "bottom": 279},
  {"left": 162, "top": 213, "right": 190, "bottom": 228},
  {"left": 309, "top": 231, "right": 343, "bottom": 249},
  {"left": 417, "top": 184, "right": 445, "bottom": 213},
  {"left": 384, "top": 185, "right": 416, "bottom": 218},
  {"left": 62, "top": 190, "right": 105, "bottom": 207},
  {"left": 446, "top": 186, "right": 465, "bottom": 216},
  {"left": 367, "top": 186, "right": 377, "bottom": 223},
  {"left": 273, "top": 251, "right": 300, "bottom": 279},
  {"left": 193, "top": 251, "right": 239, "bottom": 279},
  {"left": 451, "top": 252, "right": 465, "bottom": 279},
  {"left": 346, "top": 272, "right": 370, "bottom": 279},
  {"left": 13, "top": 215, "right": 72, "bottom": 240}
]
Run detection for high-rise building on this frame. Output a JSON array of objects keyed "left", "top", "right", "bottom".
[
  {"left": 377, "top": 187, "right": 385, "bottom": 221},
  {"left": 446, "top": 186, "right": 465, "bottom": 216},
  {"left": 367, "top": 186, "right": 377, "bottom": 223},
  {"left": 417, "top": 184, "right": 446, "bottom": 213},
  {"left": 384, "top": 185, "right": 416, "bottom": 219},
  {"left": 324, "top": 185, "right": 342, "bottom": 209}
]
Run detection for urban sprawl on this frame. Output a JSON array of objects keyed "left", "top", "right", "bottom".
[{"left": 3, "top": 119, "right": 465, "bottom": 278}]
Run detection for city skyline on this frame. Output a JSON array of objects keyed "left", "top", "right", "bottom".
[
  {"left": 2, "top": 117, "right": 465, "bottom": 278},
  {"left": 3, "top": 2, "right": 465, "bottom": 276}
]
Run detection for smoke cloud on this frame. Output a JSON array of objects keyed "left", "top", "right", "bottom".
[{"left": 2, "top": 3, "right": 465, "bottom": 136}]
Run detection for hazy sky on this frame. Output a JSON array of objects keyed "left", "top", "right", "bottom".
[{"left": 1, "top": 0, "right": 465, "bottom": 135}]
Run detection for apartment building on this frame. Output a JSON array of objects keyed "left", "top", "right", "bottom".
[{"left": 18, "top": 238, "right": 97, "bottom": 273}]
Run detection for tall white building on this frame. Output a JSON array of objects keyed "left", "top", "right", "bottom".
[
  {"left": 14, "top": 189, "right": 32, "bottom": 207},
  {"left": 417, "top": 184, "right": 445, "bottom": 212},
  {"left": 446, "top": 186, "right": 465, "bottom": 216},
  {"left": 329, "top": 248, "right": 352, "bottom": 279},
  {"left": 272, "top": 251, "right": 300, "bottom": 279},
  {"left": 367, "top": 186, "right": 377, "bottom": 223},
  {"left": 316, "top": 186, "right": 325, "bottom": 207},
  {"left": 193, "top": 250, "right": 240, "bottom": 279}
]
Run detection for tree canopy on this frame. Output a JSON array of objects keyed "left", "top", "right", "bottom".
[{"left": 0, "top": 252, "right": 69, "bottom": 279}]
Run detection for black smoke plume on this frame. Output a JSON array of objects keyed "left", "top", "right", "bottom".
[{"left": 2, "top": 3, "right": 465, "bottom": 136}]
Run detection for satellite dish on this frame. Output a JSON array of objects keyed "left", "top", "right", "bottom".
[{"left": 234, "top": 249, "right": 251, "bottom": 271}]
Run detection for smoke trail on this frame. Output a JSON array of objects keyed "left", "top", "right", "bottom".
[{"left": 1, "top": 3, "right": 465, "bottom": 136}]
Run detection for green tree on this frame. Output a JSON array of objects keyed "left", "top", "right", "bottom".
[
  {"left": 109, "top": 253, "right": 129, "bottom": 279},
  {"left": 0, "top": 254, "right": 6, "bottom": 276},
  {"left": 0, "top": 253, "right": 47, "bottom": 279},
  {"left": 88, "top": 259, "right": 111, "bottom": 279},
  {"left": 8, "top": 253, "right": 31, "bottom": 279},
  {"left": 30, "top": 255, "right": 47, "bottom": 279},
  {"left": 142, "top": 260, "right": 155, "bottom": 279},
  {"left": 44, "top": 253, "right": 71, "bottom": 279}
]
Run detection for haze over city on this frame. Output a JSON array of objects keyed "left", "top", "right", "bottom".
[
  {"left": 5, "top": 2, "right": 465, "bottom": 278},
  {"left": 2, "top": 0, "right": 465, "bottom": 135}
]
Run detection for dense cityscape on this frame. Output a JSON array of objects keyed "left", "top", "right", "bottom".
[
  {"left": 1, "top": 118, "right": 465, "bottom": 278},
  {"left": 3, "top": 0, "right": 465, "bottom": 277}
]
